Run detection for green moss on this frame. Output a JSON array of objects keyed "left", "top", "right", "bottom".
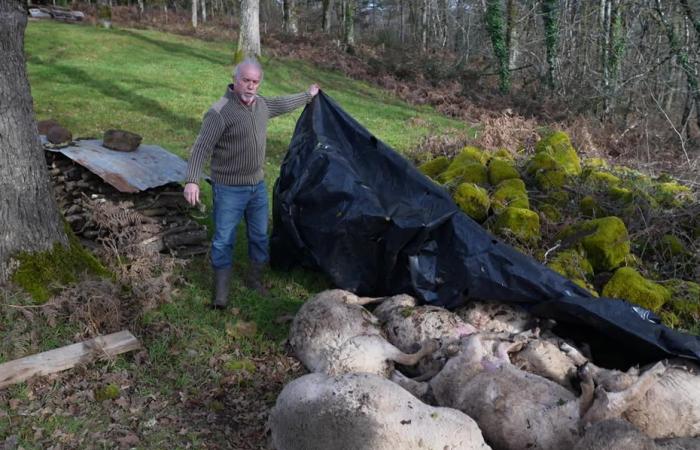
[
  {"left": 438, "top": 161, "right": 488, "bottom": 186},
  {"left": 661, "top": 279, "right": 700, "bottom": 327},
  {"left": 10, "top": 229, "right": 110, "bottom": 303},
  {"left": 585, "top": 157, "right": 608, "bottom": 169},
  {"left": 602, "top": 267, "right": 671, "bottom": 312},
  {"left": 400, "top": 307, "right": 415, "bottom": 317},
  {"left": 609, "top": 187, "right": 633, "bottom": 203},
  {"left": 526, "top": 152, "right": 560, "bottom": 176},
  {"left": 491, "top": 178, "right": 529, "bottom": 214},
  {"left": 223, "top": 358, "right": 256, "bottom": 374},
  {"left": 493, "top": 148, "right": 514, "bottom": 160},
  {"left": 453, "top": 183, "right": 490, "bottom": 222},
  {"left": 494, "top": 207, "right": 541, "bottom": 244},
  {"left": 587, "top": 171, "right": 621, "bottom": 190},
  {"left": 418, "top": 156, "right": 450, "bottom": 179},
  {"left": 488, "top": 158, "right": 520, "bottom": 185},
  {"left": 534, "top": 131, "right": 582, "bottom": 176},
  {"left": 535, "top": 168, "right": 568, "bottom": 191},
  {"left": 537, "top": 203, "right": 562, "bottom": 222},
  {"left": 659, "top": 310, "right": 680, "bottom": 329},
  {"left": 653, "top": 181, "right": 693, "bottom": 208},
  {"left": 453, "top": 146, "right": 488, "bottom": 165},
  {"left": 580, "top": 195, "right": 603, "bottom": 218},
  {"left": 94, "top": 383, "right": 120, "bottom": 401},
  {"left": 658, "top": 234, "right": 687, "bottom": 256},
  {"left": 558, "top": 216, "right": 630, "bottom": 272},
  {"left": 547, "top": 249, "right": 596, "bottom": 294}
]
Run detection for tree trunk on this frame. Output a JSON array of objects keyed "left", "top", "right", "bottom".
[
  {"left": 97, "top": 0, "right": 112, "bottom": 29},
  {"left": 202, "top": 0, "right": 207, "bottom": 23},
  {"left": 506, "top": 0, "right": 519, "bottom": 69},
  {"left": 484, "top": 0, "right": 510, "bottom": 92},
  {"left": 283, "top": 0, "right": 299, "bottom": 34},
  {"left": 236, "top": 0, "right": 261, "bottom": 62},
  {"left": 322, "top": 0, "right": 333, "bottom": 32},
  {"left": 343, "top": 0, "right": 355, "bottom": 52},
  {"left": 192, "top": 0, "right": 198, "bottom": 28},
  {"left": 0, "top": 0, "right": 67, "bottom": 282},
  {"left": 541, "top": 0, "right": 559, "bottom": 89}
]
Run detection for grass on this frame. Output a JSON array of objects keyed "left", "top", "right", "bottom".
[{"left": 1, "top": 20, "right": 470, "bottom": 448}]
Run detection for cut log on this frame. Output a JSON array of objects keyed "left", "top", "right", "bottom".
[{"left": 0, "top": 330, "right": 141, "bottom": 389}]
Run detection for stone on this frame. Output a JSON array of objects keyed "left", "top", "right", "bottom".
[
  {"left": 602, "top": 267, "right": 671, "bottom": 312},
  {"left": 103, "top": 129, "right": 142, "bottom": 152},
  {"left": 46, "top": 125, "right": 72, "bottom": 144},
  {"left": 37, "top": 119, "right": 61, "bottom": 135}
]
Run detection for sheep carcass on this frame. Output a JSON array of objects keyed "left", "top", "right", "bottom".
[
  {"left": 289, "top": 289, "right": 436, "bottom": 376},
  {"left": 563, "top": 344, "right": 700, "bottom": 439},
  {"left": 269, "top": 372, "right": 492, "bottom": 450},
  {"left": 429, "top": 333, "right": 665, "bottom": 450}
]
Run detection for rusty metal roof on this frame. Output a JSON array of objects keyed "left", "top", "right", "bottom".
[{"left": 44, "top": 138, "right": 189, "bottom": 193}]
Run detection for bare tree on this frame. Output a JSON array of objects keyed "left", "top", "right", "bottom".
[
  {"left": 322, "top": 0, "right": 334, "bottom": 33},
  {"left": 192, "top": 0, "right": 198, "bottom": 28},
  {"left": 0, "top": 0, "right": 67, "bottom": 282}
]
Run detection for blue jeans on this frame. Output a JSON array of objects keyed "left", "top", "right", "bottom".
[{"left": 210, "top": 181, "right": 269, "bottom": 270}]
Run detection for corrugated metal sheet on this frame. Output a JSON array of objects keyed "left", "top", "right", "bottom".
[{"left": 43, "top": 138, "right": 188, "bottom": 193}]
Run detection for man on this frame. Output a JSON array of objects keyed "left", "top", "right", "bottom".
[{"left": 183, "top": 58, "right": 319, "bottom": 308}]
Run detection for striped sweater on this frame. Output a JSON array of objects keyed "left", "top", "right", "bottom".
[{"left": 185, "top": 85, "right": 312, "bottom": 186}]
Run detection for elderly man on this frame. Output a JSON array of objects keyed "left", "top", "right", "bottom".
[{"left": 184, "top": 58, "right": 319, "bottom": 308}]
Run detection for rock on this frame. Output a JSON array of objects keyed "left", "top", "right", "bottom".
[
  {"left": 653, "top": 181, "right": 694, "bottom": 208},
  {"left": 46, "top": 125, "right": 72, "bottom": 144},
  {"left": 547, "top": 249, "right": 597, "bottom": 295},
  {"left": 494, "top": 207, "right": 541, "bottom": 244},
  {"left": 533, "top": 131, "right": 582, "bottom": 176},
  {"left": 558, "top": 216, "right": 630, "bottom": 272},
  {"left": 602, "top": 267, "right": 671, "bottom": 312},
  {"left": 660, "top": 279, "right": 700, "bottom": 328},
  {"left": 438, "top": 161, "right": 488, "bottom": 187},
  {"left": 103, "top": 129, "right": 142, "bottom": 152},
  {"left": 37, "top": 118, "right": 61, "bottom": 135},
  {"left": 488, "top": 157, "right": 520, "bottom": 185},
  {"left": 453, "top": 182, "right": 490, "bottom": 222},
  {"left": 418, "top": 156, "right": 449, "bottom": 179},
  {"left": 579, "top": 195, "right": 603, "bottom": 218},
  {"left": 491, "top": 178, "right": 529, "bottom": 214}
]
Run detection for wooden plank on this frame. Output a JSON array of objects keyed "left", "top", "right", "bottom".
[{"left": 0, "top": 330, "right": 141, "bottom": 389}]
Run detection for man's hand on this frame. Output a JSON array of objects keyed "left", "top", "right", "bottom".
[
  {"left": 184, "top": 182, "right": 200, "bottom": 206},
  {"left": 308, "top": 84, "right": 320, "bottom": 97}
]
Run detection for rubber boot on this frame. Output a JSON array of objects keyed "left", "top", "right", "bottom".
[
  {"left": 211, "top": 267, "right": 233, "bottom": 309},
  {"left": 245, "top": 262, "right": 268, "bottom": 296}
]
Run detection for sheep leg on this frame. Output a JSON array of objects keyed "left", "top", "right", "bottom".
[
  {"left": 390, "top": 370, "right": 432, "bottom": 402},
  {"left": 389, "top": 339, "right": 439, "bottom": 366},
  {"left": 578, "top": 363, "right": 596, "bottom": 417}
]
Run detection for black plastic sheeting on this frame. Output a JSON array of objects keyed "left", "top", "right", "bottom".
[{"left": 271, "top": 92, "right": 700, "bottom": 366}]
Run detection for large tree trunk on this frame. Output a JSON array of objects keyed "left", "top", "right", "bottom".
[
  {"left": 0, "top": 0, "right": 67, "bottom": 282},
  {"left": 236, "top": 0, "right": 261, "bottom": 61},
  {"left": 192, "top": 0, "right": 198, "bottom": 28},
  {"left": 283, "top": 0, "right": 298, "bottom": 34},
  {"left": 322, "top": 0, "right": 334, "bottom": 33}
]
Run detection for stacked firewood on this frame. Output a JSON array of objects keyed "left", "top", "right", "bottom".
[{"left": 46, "top": 151, "right": 208, "bottom": 258}]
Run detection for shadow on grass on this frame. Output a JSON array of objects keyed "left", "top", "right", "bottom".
[
  {"left": 117, "top": 28, "right": 231, "bottom": 67},
  {"left": 32, "top": 60, "right": 201, "bottom": 132}
]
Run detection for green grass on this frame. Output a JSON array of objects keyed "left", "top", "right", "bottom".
[{"left": 3, "top": 20, "right": 470, "bottom": 448}]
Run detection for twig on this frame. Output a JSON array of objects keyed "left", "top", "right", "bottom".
[{"left": 649, "top": 89, "right": 691, "bottom": 166}]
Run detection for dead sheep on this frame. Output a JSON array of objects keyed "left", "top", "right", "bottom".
[
  {"left": 269, "top": 372, "right": 492, "bottom": 450},
  {"left": 373, "top": 294, "right": 477, "bottom": 353},
  {"left": 428, "top": 333, "right": 666, "bottom": 450},
  {"left": 574, "top": 419, "right": 700, "bottom": 450},
  {"left": 562, "top": 343, "right": 700, "bottom": 439},
  {"left": 289, "top": 289, "right": 437, "bottom": 376},
  {"left": 455, "top": 300, "right": 536, "bottom": 334}
]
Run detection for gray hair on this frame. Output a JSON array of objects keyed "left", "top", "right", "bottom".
[{"left": 233, "top": 58, "right": 263, "bottom": 81}]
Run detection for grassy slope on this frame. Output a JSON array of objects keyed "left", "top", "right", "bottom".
[{"left": 1, "top": 21, "right": 469, "bottom": 448}]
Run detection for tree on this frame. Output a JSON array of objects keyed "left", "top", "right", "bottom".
[
  {"left": 283, "top": 0, "right": 299, "bottom": 34},
  {"left": 484, "top": 0, "right": 510, "bottom": 93},
  {"left": 0, "top": 0, "right": 67, "bottom": 282},
  {"left": 192, "top": 0, "right": 198, "bottom": 28},
  {"left": 236, "top": 0, "right": 261, "bottom": 61},
  {"left": 322, "top": 0, "right": 334, "bottom": 33}
]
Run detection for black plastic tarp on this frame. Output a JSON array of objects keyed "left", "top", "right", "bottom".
[{"left": 271, "top": 92, "right": 700, "bottom": 366}]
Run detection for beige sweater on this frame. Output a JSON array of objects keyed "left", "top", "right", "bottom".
[{"left": 185, "top": 85, "right": 311, "bottom": 186}]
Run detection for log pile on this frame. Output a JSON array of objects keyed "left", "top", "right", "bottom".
[{"left": 45, "top": 151, "right": 208, "bottom": 258}]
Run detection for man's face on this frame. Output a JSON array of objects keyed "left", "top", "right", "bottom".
[{"left": 234, "top": 65, "right": 262, "bottom": 105}]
